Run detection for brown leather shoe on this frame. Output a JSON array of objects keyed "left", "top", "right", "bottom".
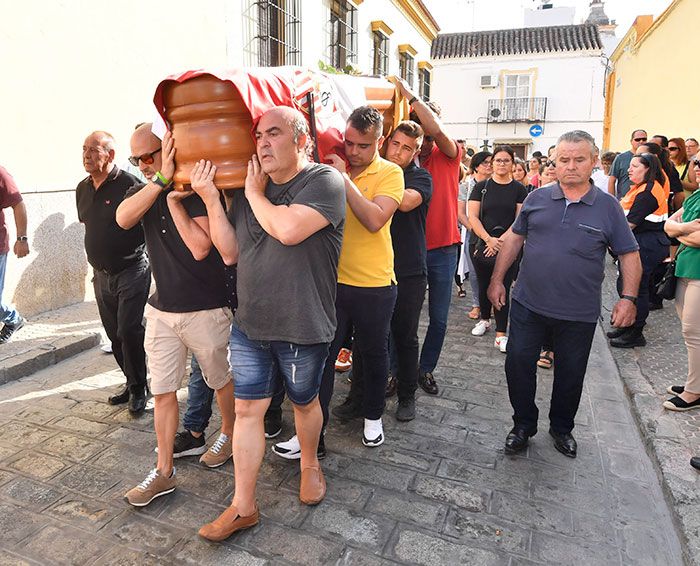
[
  {"left": 299, "top": 465, "right": 326, "bottom": 505},
  {"left": 198, "top": 505, "right": 259, "bottom": 541}
]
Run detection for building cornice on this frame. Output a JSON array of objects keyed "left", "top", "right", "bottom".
[
  {"left": 398, "top": 43, "right": 418, "bottom": 56},
  {"left": 371, "top": 20, "right": 394, "bottom": 37},
  {"left": 390, "top": 0, "right": 440, "bottom": 43}
]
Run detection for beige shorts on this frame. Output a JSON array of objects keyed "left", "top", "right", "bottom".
[{"left": 144, "top": 304, "right": 233, "bottom": 395}]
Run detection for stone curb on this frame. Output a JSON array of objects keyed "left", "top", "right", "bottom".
[{"left": 601, "top": 265, "right": 699, "bottom": 565}]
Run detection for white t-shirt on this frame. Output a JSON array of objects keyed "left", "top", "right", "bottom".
[{"left": 591, "top": 169, "right": 609, "bottom": 192}]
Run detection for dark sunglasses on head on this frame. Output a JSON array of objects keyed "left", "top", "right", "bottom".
[
  {"left": 128, "top": 148, "right": 161, "bottom": 167},
  {"left": 633, "top": 137, "right": 647, "bottom": 142}
]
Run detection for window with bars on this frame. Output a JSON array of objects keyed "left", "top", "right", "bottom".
[
  {"left": 419, "top": 68, "right": 431, "bottom": 101},
  {"left": 329, "top": 0, "right": 357, "bottom": 69},
  {"left": 373, "top": 31, "right": 389, "bottom": 76},
  {"left": 257, "top": 0, "right": 302, "bottom": 67},
  {"left": 504, "top": 74, "right": 531, "bottom": 99},
  {"left": 399, "top": 52, "right": 414, "bottom": 88}
]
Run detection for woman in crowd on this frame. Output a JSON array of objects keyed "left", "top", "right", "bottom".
[
  {"left": 608, "top": 153, "right": 670, "bottom": 348},
  {"left": 528, "top": 155, "right": 541, "bottom": 189},
  {"left": 662, "top": 157, "right": 700, "bottom": 413},
  {"left": 458, "top": 151, "right": 492, "bottom": 319},
  {"left": 538, "top": 158, "right": 558, "bottom": 187},
  {"left": 668, "top": 137, "right": 698, "bottom": 200},
  {"left": 513, "top": 158, "right": 534, "bottom": 192},
  {"left": 468, "top": 145, "right": 527, "bottom": 352}
]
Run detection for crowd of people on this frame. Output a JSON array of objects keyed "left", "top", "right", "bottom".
[{"left": 0, "top": 81, "right": 698, "bottom": 540}]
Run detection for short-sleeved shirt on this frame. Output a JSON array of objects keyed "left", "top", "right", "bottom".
[
  {"left": 468, "top": 179, "right": 528, "bottom": 245},
  {"left": 124, "top": 184, "right": 227, "bottom": 313},
  {"left": 511, "top": 182, "right": 639, "bottom": 323},
  {"left": 337, "top": 156, "right": 404, "bottom": 287},
  {"left": 229, "top": 163, "right": 345, "bottom": 344},
  {"left": 423, "top": 143, "right": 462, "bottom": 250},
  {"left": 76, "top": 166, "right": 146, "bottom": 273},
  {"left": 391, "top": 162, "right": 432, "bottom": 279},
  {"left": 610, "top": 150, "right": 634, "bottom": 198},
  {"left": 676, "top": 189, "right": 700, "bottom": 279},
  {"left": 457, "top": 177, "right": 476, "bottom": 202},
  {"left": 0, "top": 166, "right": 23, "bottom": 254}
]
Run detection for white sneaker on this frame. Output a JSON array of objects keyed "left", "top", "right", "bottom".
[
  {"left": 362, "top": 418, "right": 384, "bottom": 447},
  {"left": 272, "top": 435, "right": 301, "bottom": 460},
  {"left": 494, "top": 336, "right": 508, "bottom": 353},
  {"left": 471, "top": 320, "right": 492, "bottom": 336}
]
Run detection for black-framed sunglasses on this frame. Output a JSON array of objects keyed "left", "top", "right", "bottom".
[
  {"left": 128, "top": 148, "right": 161, "bottom": 167},
  {"left": 546, "top": 160, "right": 555, "bottom": 167},
  {"left": 633, "top": 137, "right": 647, "bottom": 142},
  {"left": 693, "top": 158, "right": 700, "bottom": 167},
  {"left": 668, "top": 146, "right": 679, "bottom": 152}
]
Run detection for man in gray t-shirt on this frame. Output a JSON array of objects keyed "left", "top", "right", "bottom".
[
  {"left": 608, "top": 128, "right": 647, "bottom": 199},
  {"left": 190, "top": 107, "right": 345, "bottom": 541}
]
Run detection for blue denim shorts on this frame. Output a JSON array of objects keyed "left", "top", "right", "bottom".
[{"left": 229, "top": 322, "right": 329, "bottom": 405}]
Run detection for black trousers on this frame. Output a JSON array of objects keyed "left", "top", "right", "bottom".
[
  {"left": 505, "top": 300, "right": 596, "bottom": 434},
  {"left": 469, "top": 244, "right": 516, "bottom": 333},
  {"left": 319, "top": 284, "right": 397, "bottom": 424},
  {"left": 616, "top": 231, "right": 669, "bottom": 329},
  {"left": 391, "top": 274, "right": 427, "bottom": 402},
  {"left": 93, "top": 259, "right": 150, "bottom": 392}
]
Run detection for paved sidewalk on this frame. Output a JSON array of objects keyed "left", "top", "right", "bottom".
[
  {"left": 602, "top": 262, "right": 700, "bottom": 564},
  {"left": 0, "top": 288, "right": 685, "bottom": 565},
  {"left": 0, "top": 301, "right": 102, "bottom": 386}
]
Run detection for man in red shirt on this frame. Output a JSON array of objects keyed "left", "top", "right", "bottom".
[
  {"left": 0, "top": 166, "right": 29, "bottom": 343},
  {"left": 396, "top": 80, "right": 462, "bottom": 396}
]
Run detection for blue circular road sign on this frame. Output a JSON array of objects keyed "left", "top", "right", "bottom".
[{"left": 529, "top": 124, "right": 543, "bottom": 137}]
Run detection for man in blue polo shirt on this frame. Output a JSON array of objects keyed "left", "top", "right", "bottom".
[{"left": 488, "top": 130, "right": 642, "bottom": 458}]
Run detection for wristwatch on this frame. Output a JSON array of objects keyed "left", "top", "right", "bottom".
[
  {"left": 620, "top": 295, "right": 637, "bottom": 305},
  {"left": 16, "top": 236, "right": 27, "bottom": 242},
  {"left": 151, "top": 171, "right": 171, "bottom": 190}
]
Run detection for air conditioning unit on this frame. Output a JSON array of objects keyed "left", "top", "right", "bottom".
[{"left": 480, "top": 75, "right": 498, "bottom": 88}]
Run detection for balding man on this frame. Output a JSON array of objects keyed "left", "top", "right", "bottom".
[
  {"left": 116, "top": 125, "right": 235, "bottom": 507},
  {"left": 76, "top": 131, "right": 149, "bottom": 413},
  {"left": 190, "top": 106, "right": 345, "bottom": 540}
]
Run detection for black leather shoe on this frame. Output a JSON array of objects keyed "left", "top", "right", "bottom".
[
  {"left": 108, "top": 387, "right": 130, "bottom": 406},
  {"left": 691, "top": 457, "right": 700, "bottom": 471},
  {"left": 549, "top": 428, "right": 577, "bottom": 458},
  {"left": 385, "top": 374, "right": 398, "bottom": 398},
  {"left": 649, "top": 302, "right": 663, "bottom": 311},
  {"left": 332, "top": 397, "right": 363, "bottom": 421},
  {"left": 606, "top": 327, "right": 628, "bottom": 339},
  {"left": 610, "top": 328, "right": 646, "bottom": 348},
  {"left": 128, "top": 388, "right": 147, "bottom": 414},
  {"left": 418, "top": 372, "right": 439, "bottom": 395},
  {"left": 504, "top": 427, "right": 536, "bottom": 455}
]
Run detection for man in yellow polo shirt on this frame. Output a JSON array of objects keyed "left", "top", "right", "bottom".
[{"left": 281, "top": 105, "right": 403, "bottom": 449}]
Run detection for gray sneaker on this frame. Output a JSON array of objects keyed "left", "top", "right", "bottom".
[
  {"left": 125, "top": 468, "right": 176, "bottom": 507},
  {"left": 396, "top": 398, "right": 416, "bottom": 422}
]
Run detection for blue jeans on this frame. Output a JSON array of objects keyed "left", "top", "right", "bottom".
[
  {"left": 229, "top": 322, "right": 329, "bottom": 405},
  {"left": 419, "top": 245, "right": 458, "bottom": 374},
  {"left": 182, "top": 354, "right": 215, "bottom": 434},
  {"left": 0, "top": 253, "right": 20, "bottom": 325}
]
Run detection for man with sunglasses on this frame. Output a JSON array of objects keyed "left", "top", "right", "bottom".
[
  {"left": 116, "top": 124, "right": 235, "bottom": 507},
  {"left": 76, "top": 131, "right": 150, "bottom": 413},
  {"left": 608, "top": 129, "right": 647, "bottom": 199}
]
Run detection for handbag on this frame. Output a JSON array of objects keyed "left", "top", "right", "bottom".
[
  {"left": 472, "top": 180, "right": 505, "bottom": 265},
  {"left": 655, "top": 245, "right": 685, "bottom": 300}
]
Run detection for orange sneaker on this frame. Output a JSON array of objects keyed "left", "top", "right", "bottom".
[{"left": 335, "top": 348, "right": 352, "bottom": 373}]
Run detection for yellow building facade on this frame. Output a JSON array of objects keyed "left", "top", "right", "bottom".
[{"left": 604, "top": 0, "right": 700, "bottom": 152}]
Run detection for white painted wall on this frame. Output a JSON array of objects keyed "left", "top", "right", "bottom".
[{"left": 432, "top": 50, "right": 606, "bottom": 155}]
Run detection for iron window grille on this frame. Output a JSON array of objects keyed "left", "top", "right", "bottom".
[
  {"left": 419, "top": 68, "right": 431, "bottom": 101},
  {"left": 399, "top": 52, "right": 414, "bottom": 88},
  {"left": 373, "top": 31, "right": 389, "bottom": 76},
  {"left": 256, "top": 0, "right": 302, "bottom": 67},
  {"left": 329, "top": 0, "right": 357, "bottom": 69},
  {"left": 486, "top": 97, "right": 547, "bottom": 123}
]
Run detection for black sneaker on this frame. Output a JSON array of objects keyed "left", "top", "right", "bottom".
[
  {"left": 171, "top": 430, "right": 207, "bottom": 458},
  {"left": 264, "top": 410, "right": 283, "bottom": 439},
  {"left": 396, "top": 398, "right": 416, "bottom": 422},
  {"left": 331, "top": 397, "right": 363, "bottom": 421},
  {"left": 0, "top": 315, "right": 25, "bottom": 344},
  {"left": 418, "top": 372, "right": 439, "bottom": 395}
]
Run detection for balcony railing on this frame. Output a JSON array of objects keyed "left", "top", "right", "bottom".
[{"left": 487, "top": 97, "right": 547, "bottom": 123}]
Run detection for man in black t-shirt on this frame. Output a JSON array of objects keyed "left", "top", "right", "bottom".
[
  {"left": 116, "top": 124, "right": 235, "bottom": 508},
  {"left": 385, "top": 121, "right": 432, "bottom": 421},
  {"left": 76, "top": 131, "right": 149, "bottom": 414}
]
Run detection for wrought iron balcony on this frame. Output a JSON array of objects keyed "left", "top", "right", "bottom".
[{"left": 487, "top": 97, "right": 547, "bottom": 123}]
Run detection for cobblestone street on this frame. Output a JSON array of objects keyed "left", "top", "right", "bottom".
[{"left": 0, "top": 286, "right": 686, "bottom": 565}]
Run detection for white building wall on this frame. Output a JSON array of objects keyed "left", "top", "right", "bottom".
[{"left": 432, "top": 51, "right": 606, "bottom": 155}]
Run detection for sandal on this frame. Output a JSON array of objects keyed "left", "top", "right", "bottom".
[
  {"left": 458, "top": 287, "right": 467, "bottom": 298},
  {"left": 468, "top": 307, "right": 480, "bottom": 320},
  {"left": 537, "top": 351, "right": 553, "bottom": 370}
]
